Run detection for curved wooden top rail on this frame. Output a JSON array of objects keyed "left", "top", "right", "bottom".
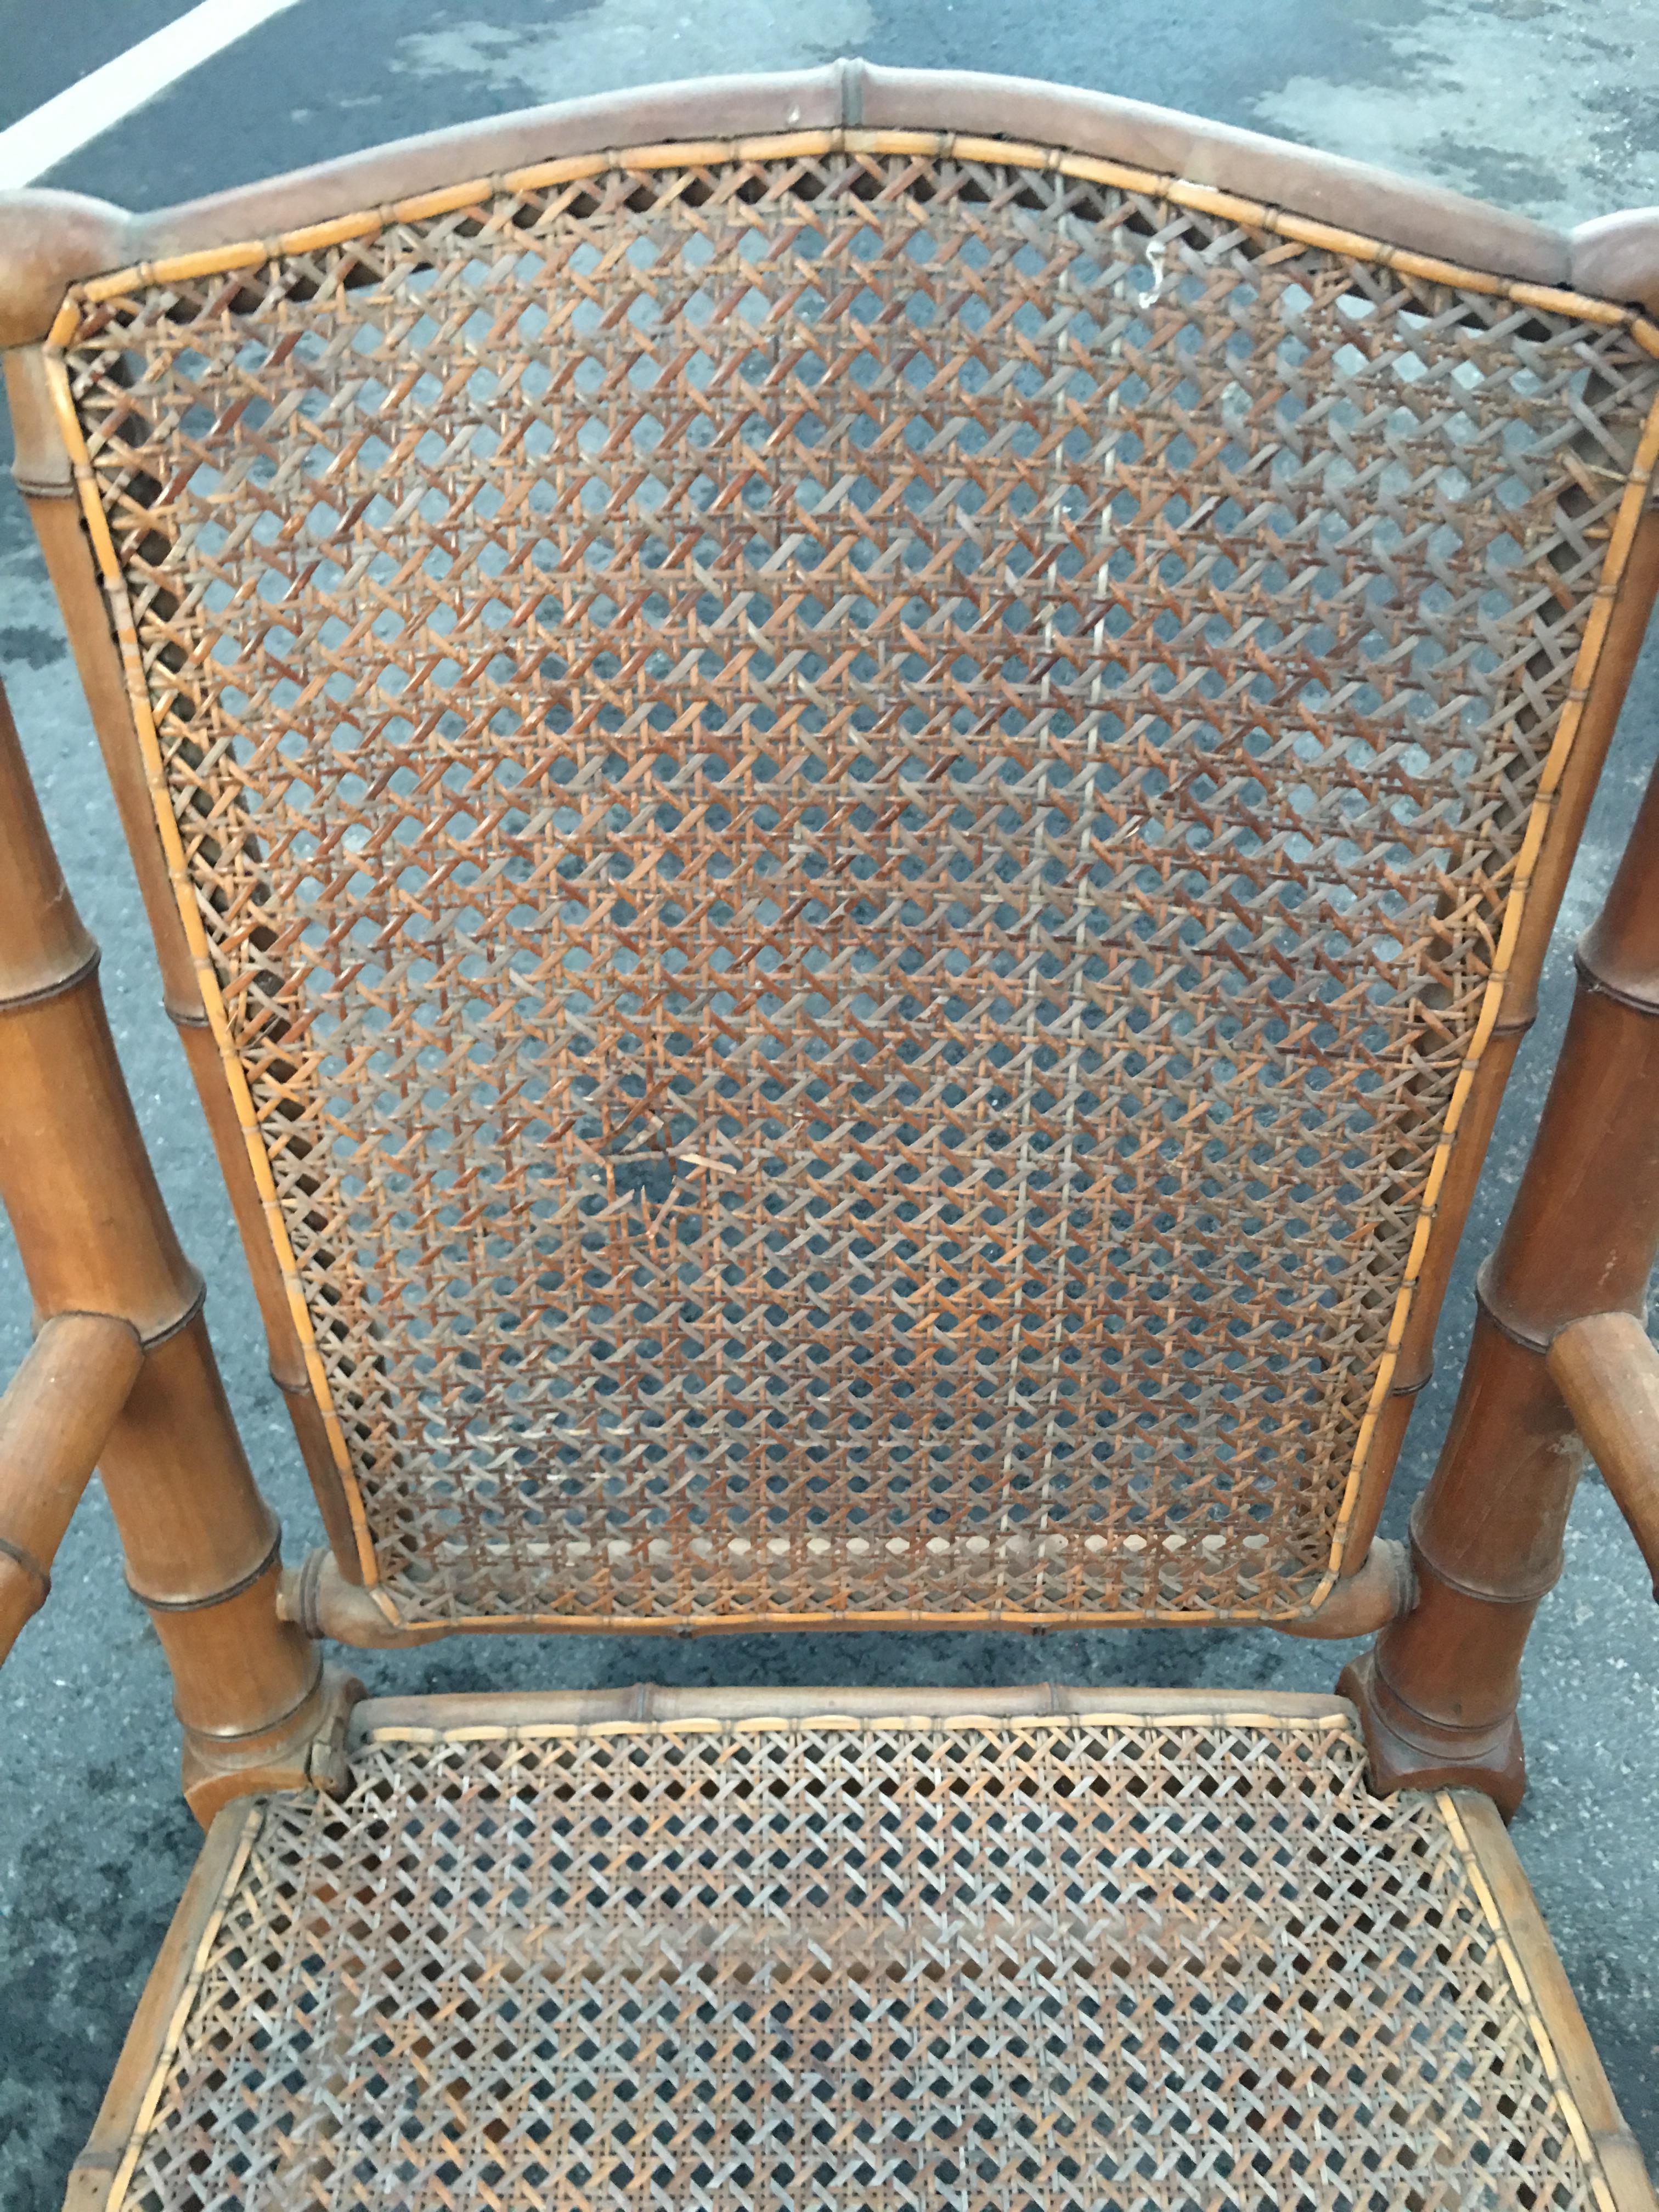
[{"left": 1, "top": 57, "right": 1657, "bottom": 347}]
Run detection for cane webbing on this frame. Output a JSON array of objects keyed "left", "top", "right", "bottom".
[
  {"left": 54, "top": 145, "right": 1659, "bottom": 1626},
  {"left": 101, "top": 1704, "right": 1612, "bottom": 2212}
]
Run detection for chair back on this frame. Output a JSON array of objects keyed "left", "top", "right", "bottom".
[{"left": 20, "top": 68, "right": 1659, "bottom": 1632}]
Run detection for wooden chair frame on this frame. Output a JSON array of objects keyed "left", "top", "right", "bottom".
[
  {"left": 4, "top": 58, "right": 1659, "bottom": 2207},
  {"left": 5, "top": 52, "right": 1659, "bottom": 1803}
]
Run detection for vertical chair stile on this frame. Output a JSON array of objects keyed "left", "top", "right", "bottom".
[
  {"left": 0, "top": 672, "right": 356, "bottom": 1820},
  {"left": 1345, "top": 701, "right": 1659, "bottom": 1808}
]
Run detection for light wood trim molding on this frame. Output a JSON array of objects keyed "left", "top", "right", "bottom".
[
  {"left": 63, "top": 1803, "right": 263, "bottom": 2212},
  {"left": 1450, "top": 1790, "right": 1659, "bottom": 2212},
  {"left": 351, "top": 1682, "right": 1359, "bottom": 1742}
]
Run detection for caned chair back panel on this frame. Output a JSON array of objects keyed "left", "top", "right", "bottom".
[{"left": 46, "top": 134, "right": 1659, "bottom": 1629}]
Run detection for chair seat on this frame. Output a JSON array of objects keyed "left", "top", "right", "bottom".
[{"left": 69, "top": 1688, "right": 1647, "bottom": 2212}]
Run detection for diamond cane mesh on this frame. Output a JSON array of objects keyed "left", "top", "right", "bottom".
[
  {"left": 53, "top": 145, "right": 1659, "bottom": 1626},
  {"left": 111, "top": 1707, "right": 1610, "bottom": 2212}
]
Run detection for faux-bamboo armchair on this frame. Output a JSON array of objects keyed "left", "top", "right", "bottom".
[{"left": 4, "top": 58, "right": 1659, "bottom": 2211}]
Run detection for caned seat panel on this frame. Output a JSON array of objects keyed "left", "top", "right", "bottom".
[
  {"left": 49, "top": 144, "right": 1659, "bottom": 1627},
  {"left": 76, "top": 1693, "right": 1638, "bottom": 2212}
]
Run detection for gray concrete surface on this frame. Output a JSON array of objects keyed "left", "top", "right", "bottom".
[{"left": 2, "top": 1, "right": 1658, "bottom": 2202}]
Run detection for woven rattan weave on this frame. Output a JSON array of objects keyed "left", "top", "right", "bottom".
[
  {"left": 49, "top": 144, "right": 1659, "bottom": 1628},
  {"left": 94, "top": 1698, "right": 1613, "bottom": 2212}
]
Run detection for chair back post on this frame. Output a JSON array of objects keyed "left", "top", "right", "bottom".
[
  {"left": 0, "top": 673, "right": 354, "bottom": 1822},
  {"left": 1342, "top": 687, "right": 1659, "bottom": 1813}
]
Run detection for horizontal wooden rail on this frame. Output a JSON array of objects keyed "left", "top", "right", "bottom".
[
  {"left": 277, "top": 1532, "right": 1416, "bottom": 1649},
  {"left": 0, "top": 1311, "right": 143, "bottom": 1661},
  {"left": 1548, "top": 1311, "right": 1659, "bottom": 1600}
]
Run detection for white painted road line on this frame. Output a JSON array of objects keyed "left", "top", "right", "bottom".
[{"left": 0, "top": 0, "right": 308, "bottom": 190}]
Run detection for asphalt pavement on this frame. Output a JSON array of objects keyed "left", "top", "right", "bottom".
[{"left": 1, "top": 2, "right": 1657, "bottom": 2203}]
